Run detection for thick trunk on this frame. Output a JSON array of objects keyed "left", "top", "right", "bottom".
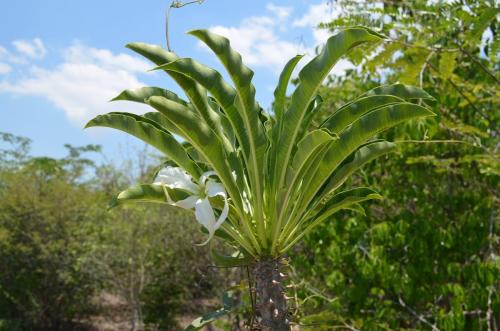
[{"left": 252, "top": 258, "right": 290, "bottom": 331}]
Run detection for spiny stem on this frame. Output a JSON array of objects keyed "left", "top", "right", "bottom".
[{"left": 246, "top": 266, "right": 256, "bottom": 329}]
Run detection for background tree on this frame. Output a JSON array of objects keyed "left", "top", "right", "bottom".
[
  {"left": 0, "top": 134, "right": 224, "bottom": 331},
  {"left": 292, "top": 1, "right": 499, "bottom": 330},
  {"left": 0, "top": 140, "right": 104, "bottom": 330}
]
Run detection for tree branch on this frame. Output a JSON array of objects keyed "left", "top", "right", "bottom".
[{"left": 398, "top": 296, "right": 441, "bottom": 331}]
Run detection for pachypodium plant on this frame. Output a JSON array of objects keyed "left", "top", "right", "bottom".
[{"left": 86, "top": 26, "right": 435, "bottom": 330}]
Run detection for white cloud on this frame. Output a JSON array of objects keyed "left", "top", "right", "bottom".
[
  {"left": 0, "top": 43, "right": 151, "bottom": 126},
  {"left": 204, "top": 2, "right": 353, "bottom": 78},
  {"left": 12, "top": 38, "right": 47, "bottom": 59},
  {"left": 266, "top": 3, "right": 292, "bottom": 21},
  {"left": 293, "top": 2, "right": 339, "bottom": 44},
  {"left": 293, "top": 2, "right": 336, "bottom": 28},
  {"left": 0, "top": 63, "right": 11, "bottom": 74},
  {"left": 0, "top": 46, "right": 8, "bottom": 58},
  {"left": 206, "top": 5, "right": 308, "bottom": 71}
]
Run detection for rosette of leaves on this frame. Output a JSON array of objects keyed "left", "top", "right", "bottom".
[{"left": 86, "top": 26, "right": 435, "bottom": 330}]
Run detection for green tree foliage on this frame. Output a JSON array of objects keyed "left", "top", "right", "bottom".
[
  {"left": 0, "top": 134, "right": 223, "bottom": 330},
  {"left": 0, "top": 142, "right": 104, "bottom": 330},
  {"left": 292, "top": 1, "right": 499, "bottom": 330}
]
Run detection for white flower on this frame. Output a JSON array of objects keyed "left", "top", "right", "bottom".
[{"left": 154, "top": 166, "right": 229, "bottom": 245}]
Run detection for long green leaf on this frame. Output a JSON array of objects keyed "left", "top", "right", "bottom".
[
  {"left": 126, "top": 42, "right": 178, "bottom": 66},
  {"left": 362, "top": 83, "right": 435, "bottom": 100},
  {"left": 108, "top": 184, "right": 189, "bottom": 208},
  {"left": 153, "top": 59, "right": 252, "bottom": 197},
  {"left": 289, "top": 130, "right": 337, "bottom": 177},
  {"left": 146, "top": 96, "right": 261, "bottom": 253},
  {"left": 315, "top": 187, "right": 382, "bottom": 220},
  {"left": 142, "top": 112, "right": 182, "bottom": 136},
  {"left": 188, "top": 29, "right": 268, "bottom": 246},
  {"left": 297, "top": 103, "right": 435, "bottom": 219},
  {"left": 153, "top": 58, "right": 237, "bottom": 108},
  {"left": 126, "top": 43, "right": 233, "bottom": 150},
  {"left": 152, "top": 58, "right": 237, "bottom": 152},
  {"left": 317, "top": 140, "right": 397, "bottom": 202},
  {"left": 111, "top": 86, "right": 188, "bottom": 105},
  {"left": 210, "top": 248, "right": 253, "bottom": 267},
  {"left": 321, "top": 95, "right": 404, "bottom": 133},
  {"left": 185, "top": 291, "right": 239, "bottom": 331},
  {"left": 273, "top": 54, "right": 304, "bottom": 121},
  {"left": 110, "top": 86, "right": 189, "bottom": 135},
  {"left": 271, "top": 27, "right": 384, "bottom": 199},
  {"left": 297, "top": 94, "right": 324, "bottom": 142},
  {"left": 85, "top": 112, "right": 200, "bottom": 177},
  {"left": 270, "top": 129, "right": 336, "bottom": 251},
  {"left": 281, "top": 188, "right": 382, "bottom": 252}
]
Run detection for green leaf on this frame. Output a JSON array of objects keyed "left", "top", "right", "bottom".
[
  {"left": 397, "top": 49, "right": 430, "bottom": 85},
  {"left": 363, "top": 83, "right": 435, "bottom": 100},
  {"left": 271, "top": 27, "right": 384, "bottom": 199},
  {"left": 315, "top": 187, "right": 382, "bottom": 221},
  {"left": 184, "top": 291, "right": 238, "bottom": 331},
  {"left": 188, "top": 29, "right": 269, "bottom": 246},
  {"left": 153, "top": 58, "right": 237, "bottom": 109},
  {"left": 439, "top": 52, "right": 457, "bottom": 80},
  {"left": 466, "top": 7, "right": 500, "bottom": 42},
  {"left": 108, "top": 184, "right": 189, "bottom": 209},
  {"left": 290, "top": 130, "right": 337, "bottom": 177},
  {"left": 126, "top": 43, "right": 233, "bottom": 149},
  {"left": 110, "top": 86, "right": 190, "bottom": 136},
  {"left": 85, "top": 112, "right": 200, "bottom": 177},
  {"left": 126, "top": 42, "right": 178, "bottom": 66},
  {"left": 152, "top": 58, "right": 237, "bottom": 153},
  {"left": 145, "top": 97, "right": 237, "bottom": 200},
  {"left": 273, "top": 54, "right": 304, "bottom": 121},
  {"left": 145, "top": 96, "right": 261, "bottom": 253},
  {"left": 297, "top": 95, "right": 324, "bottom": 142},
  {"left": 210, "top": 248, "right": 253, "bottom": 267},
  {"left": 282, "top": 188, "right": 382, "bottom": 252},
  {"left": 111, "top": 86, "right": 188, "bottom": 105},
  {"left": 317, "top": 140, "right": 397, "bottom": 202},
  {"left": 298, "top": 103, "right": 435, "bottom": 215},
  {"left": 142, "top": 112, "right": 181, "bottom": 136},
  {"left": 271, "top": 129, "right": 337, "bottom": 249},
  {"left": 321, "top": 95, "right": 404, "bottom": 134}
]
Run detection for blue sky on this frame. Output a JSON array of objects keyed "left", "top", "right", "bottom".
[{"left": 0, "top": 0, "right": 345, "bottom": 161}]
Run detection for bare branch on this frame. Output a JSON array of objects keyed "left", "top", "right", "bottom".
[{"left": 398, "top": 296, "right": 441, "bottom": 331}]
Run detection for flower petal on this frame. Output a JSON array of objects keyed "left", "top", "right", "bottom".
[
  {"left": 194, "top": 197, "right": 219, "bottom": 246},
  {"left": 199, "top": 171, "right": 217, "bottom": 185},
  {"left": 194, "top": 197, "right": 215, "bottom": 232},
  {"left": 173, "top": 195, "right": 198, "bottom": 209},
  {"left": 213, "top": 194, "right": 229, "bottom": 231},
  {"left": 205, "top": 181, "right": 226, "bottom": 198},
  {"left": 154, "top": 166, "right": 198, "bottom": 193}
]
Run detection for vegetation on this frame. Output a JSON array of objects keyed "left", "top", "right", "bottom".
[
  {"left": 0, "top": 136, "right": 222, "bottom": 330},
  {"left": 293, "top": 1, "right": 499, "bottom": 330},
  {"left": 0, "top": 0, "right": 498, "bottom": 330}
]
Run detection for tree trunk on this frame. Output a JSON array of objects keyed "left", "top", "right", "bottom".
[{"left": 252, "top": 258, "right": 290, "bottom": 331}]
